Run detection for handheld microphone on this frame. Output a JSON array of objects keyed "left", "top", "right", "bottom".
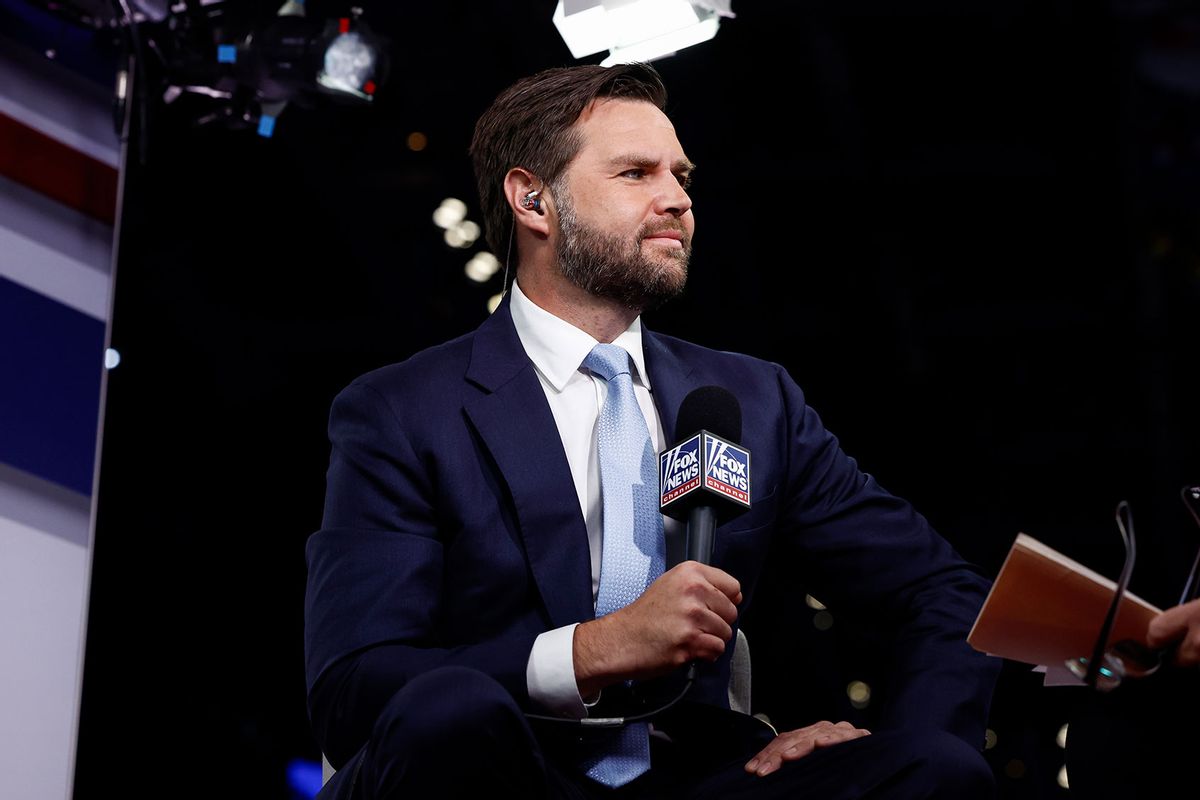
[
  {"left": 528, "top": 387, "right": 752, "bottom": 727},
  {"left": 529, "top": 389, "right": 750, "bottom": 728},
  {"left": 659, "top": 386, "right": 751, "bottom": 565}
]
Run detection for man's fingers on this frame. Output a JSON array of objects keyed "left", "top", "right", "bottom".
[
  {"left": 701, "top": 581, "right": 740, "bottom": 625},
  {"left": 687, "top": 561, "right": 742, "bottom": 603},
  {"left": 609, "top": 562, "right": 746, "bottom": 677},
  {"left": 1147, "top": 608, "right": 1185, "bottom": 649},
  {"left": 1147, "top": 598, "right": 1200, "bottom": 666},
  {"left": 744, "top": 722, "right": 871, "bottom": 776},
  {"left": 698, "top": 614, "right": 733, "bottom": 646},
  {"left": 745, "top": 740, "right": 815, "bottom": 776},
  {"left": 1176, "top": 626, "right": 1200, "bottom": 667}
]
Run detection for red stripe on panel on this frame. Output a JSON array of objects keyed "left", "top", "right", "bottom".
[{"left": 0, "top": 111, "right": 118, "bottom": 225}]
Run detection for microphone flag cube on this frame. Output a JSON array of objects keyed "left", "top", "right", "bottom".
[{"left": 659, "top": 430, "right": 751, "bottom": 518}]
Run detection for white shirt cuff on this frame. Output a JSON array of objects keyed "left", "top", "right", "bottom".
[{"left": 526, "top": 623, "right": 588, "bottom": 719}]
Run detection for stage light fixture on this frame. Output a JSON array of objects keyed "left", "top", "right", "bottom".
[
  {"left": 146, "top": 1, "right": 388, "bottom": 137},
  {"left": 241, "top": 3, "right": 385, "bottom": 103},
  {"left": 553, "top": 0, "right": 734, "bottom": 66},
  {"left": 234, "top": 3, "right": 387, "bottom": 133}
]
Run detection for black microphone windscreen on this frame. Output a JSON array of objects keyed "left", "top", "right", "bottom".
[{"left": 675, "top": 386, "right": 741, "bottom": 444}]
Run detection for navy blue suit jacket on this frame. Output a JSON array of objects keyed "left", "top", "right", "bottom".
[{"left": 304, "top": 299, "right": 999, "bottom": 769}]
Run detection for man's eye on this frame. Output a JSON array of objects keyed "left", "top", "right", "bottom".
[
  {"left": 620, "top": 169, "right": 645, "bottom": 179},
  {"left": 677, "top": 174, "right": 693, "bottom": 189}
]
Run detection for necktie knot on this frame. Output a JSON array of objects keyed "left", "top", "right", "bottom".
[{"left": 583, "top": 343, "right": 632, "bottom": 383}]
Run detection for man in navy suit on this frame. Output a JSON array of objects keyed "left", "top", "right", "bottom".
[{"left": 304, "top": 63, "right": 1001, "bottom": 799}]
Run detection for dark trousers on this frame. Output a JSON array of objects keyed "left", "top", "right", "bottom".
[{"left": 318, "top": 666, "right": 995, "bottom": 800}]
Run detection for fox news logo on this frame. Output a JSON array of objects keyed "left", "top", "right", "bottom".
[
  {"left": 704, "top": 436, "right": 750, "bottom": 505},
  {"left": 660, "top": 432, "right": 751, "bottom": 510},
  {"left": 660, "top": 433, "right": 702, "bottom": 505}
]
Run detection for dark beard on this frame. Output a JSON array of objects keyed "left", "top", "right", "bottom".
[{"left": 554, "top": 190, "right": 690, "bottom": 311}]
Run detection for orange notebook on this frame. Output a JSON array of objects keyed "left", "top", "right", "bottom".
[{"left": 968, "top": 533, "right": 1162, "bottom": 668}]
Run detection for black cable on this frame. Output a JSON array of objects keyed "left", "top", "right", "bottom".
[
  {"left": 112, "top": 0, "right": 149, "bottom": 165},
  {"left": 1180, "top": 486, "right": 1200, "bottom": 605},
  {"left": 524, "top": 672, "right": 694, "bottom": 729},
  {"left": 1084, "top": 501, "right": 1136, "bottom": 687}
]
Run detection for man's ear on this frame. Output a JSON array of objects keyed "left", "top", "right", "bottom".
[{"left": 504, "top": 168, "right": 551, "bottom": 236}]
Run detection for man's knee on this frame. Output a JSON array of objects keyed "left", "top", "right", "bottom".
[
  {"left": 358, "top": 667, "right": 549, "bottom": 799},
  {"left": 904, "top": 730, "right": 994, "bottom": 799},
  {"left": 373, "top": 666, "right": 524, "bottom": 754}
]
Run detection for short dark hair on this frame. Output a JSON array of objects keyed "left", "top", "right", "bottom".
[{"left": 469, "top": 63, "right": 668, "bottom": 254}]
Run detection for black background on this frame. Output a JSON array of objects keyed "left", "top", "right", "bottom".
[{"left": 8, "top": 1, "right": 1199, "bottom": 797}]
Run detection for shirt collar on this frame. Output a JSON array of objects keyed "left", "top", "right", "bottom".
[{"left": 509, "top": 280, "right": 651, "bottom": 393}]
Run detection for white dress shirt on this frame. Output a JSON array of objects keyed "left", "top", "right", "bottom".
[{"left": 509, "top": 280, "right": 676, "bottom": 718}]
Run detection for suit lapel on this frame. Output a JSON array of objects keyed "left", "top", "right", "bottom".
[
  {"left": 642, "top": 328, "right": 698, "bottom": 445},
  {"left": 648, "top": 330, "right": 751, "bottom": 568},
  {"left": 462, "top": 300, "right": 594, "bottom": 629}
]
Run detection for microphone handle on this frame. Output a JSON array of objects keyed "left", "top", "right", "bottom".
[
  {"left": 684, "top": 505, "right": 716, "bottom": 684},
  {"left": 687, "top": 505, "right": 717, "bottom": 565}
]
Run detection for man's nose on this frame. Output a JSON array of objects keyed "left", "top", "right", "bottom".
[{"left": 655, "top": 177, "right": 692, "bottom": 218}]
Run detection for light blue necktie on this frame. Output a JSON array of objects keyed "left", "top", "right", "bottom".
[{"left": 579, "top": 343, "right": 666, "bottom": 789}]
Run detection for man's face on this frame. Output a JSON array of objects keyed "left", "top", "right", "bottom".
[{"left": 552, "top": 98, "right": 695, "bottom": 311}]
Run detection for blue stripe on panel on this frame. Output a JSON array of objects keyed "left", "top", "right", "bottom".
[{"left": 0, "top": 275, "right": 104, "bottom": 495}]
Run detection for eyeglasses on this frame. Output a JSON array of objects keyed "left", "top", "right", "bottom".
[{"left": 1064, "top": 487, "right": 1200, "bottom": 691}]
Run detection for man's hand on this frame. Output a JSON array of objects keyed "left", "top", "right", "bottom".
[
  {"left": 572, "top": 561, "right": 742, "bottom": 697},
  {"left": 744, "top": 721, "right": 871, "bottom": 777},
  {"left": 1147, "top": 597, "right": 1200, "bottom": 667}
]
